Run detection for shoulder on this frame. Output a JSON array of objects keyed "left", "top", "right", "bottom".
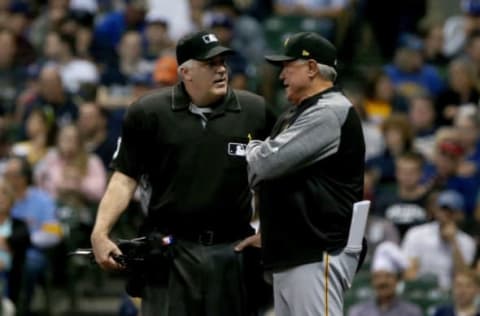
[
  {"left": 130, "top": 87, "right": 173, "bottom": 112},
  {"left": 347, "top": 300, "right": 375, "bottom": 316},
  {"left": 28, "top": 188, "right": 54, "bottom": 204},
  {"left": 311, "top": 91, "right": 354, "bottom": 123},
  {"left": 125, "top": 87, "right": 173, "bottom": 125},
  {"left": 404, "top": 222, "right": 435, "bottom": 239},
  {"left": 398, "top": 300, "right": 423, "bottom": 315}
]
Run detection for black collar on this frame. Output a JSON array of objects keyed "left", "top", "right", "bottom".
[
  {"left": 295, "top": 86, "right": 338, "bottom": 113},
  {"left": 171, "top": 83, "right": 241, "bottom": 113}
]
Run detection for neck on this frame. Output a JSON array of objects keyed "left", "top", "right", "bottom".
[
  {"left": 377, "top": 295, "right": 395, "bottom": 311},
  {"left": 32, "top": 134, "right": 47, "bottom": 146},
  {"left": 295, "top": 80, "right": 333, "bottom": 106},
  {"left": 185, "top": 85, "right": 222, "bottom": 107},
  {"left": 398, "top": 185, "right": 425, "bottom": 199}
]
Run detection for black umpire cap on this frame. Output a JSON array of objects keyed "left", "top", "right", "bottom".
[
  {"left": 176, "top": 31, "right": 234, "bottom": 65},
  {"left": 265, "top": 32, "right": 337, "bottom": 68}
]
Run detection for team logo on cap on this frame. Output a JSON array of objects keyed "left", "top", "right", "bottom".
[
  {"left": 202, "top": 34, "right": 219, "bottom": 44},
  {"left": 302, "top": 50, "right": 310, "bottom": 56}
]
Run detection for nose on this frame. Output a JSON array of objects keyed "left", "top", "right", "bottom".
[{"left": 279, "top": 67, "right": 286, "bottom": 80}]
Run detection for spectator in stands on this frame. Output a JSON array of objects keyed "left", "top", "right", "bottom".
[
  {"left": 454, "top": 110, "right": 480, "bottom": 179},
  {"left": 366, "top": 114, "right": 414, "bottom": 186},
  {"left": 77, "top": 101, "right": 117, "bottom": 170},
  {"left": 97, "top": 30, "right": 153, "bottom": 109},
  {"left": 363, "top": 69, "right": 408, "bottom": 125},
  {"left": 420, "top": 20, "right": 450, "bottom": 75},
  {"left": 6, "top": 1, "right": 36, "bottom": 66},
  {"left": 12, "top": 108, "right": 57, "bottom": 168},
  {"left": 4, "top": 156, "right": 62, "bottom": 315},
  {"left": 272, "top": 0, "right": 348, "bottom": 41},
  {"left": 344, "top": 83, "right": 385, "bottom": 161},
  {"left": 424, "top": 127, "right": 479, "bottom": 216},
  {"left": 22, "top": 66, "right": 78, "bottom": 129},
  {"left": 43, "top": 30, "right": 99, "bottom": 94},
  {"left": 142, "top": 10, "right": 174, "bottom": 61},
  {"left": 35, "top": 124, "right": 106, "bottom": 206},
  {"left": 432, "top": 269, "right": 480, "bottom": 316},
  {"left": 443, "top": 0, "right": 480, "bottom": 59},
  {"left": 93, "top": 0, "right": 147, "bottom": 62},
  {"left": 348, "top": 241, "right": 423, "bottom": 316},
  {"left": 402, "top": 190, "right": 476, "bottom": 290},
  {"left": 384, "top": 33, "right": 445, "bottom": 98},
  {"left": 435, "top": 58, "right": 479, "bottom": 127},
  {"left": 408, "top": 93, "right": 438, "bottom": 162},
  {"left": 58, "top": 10, "right": 96, "bottom": 60},
  {"left": 374, "top": 151, "right": 430, "bottom": 238},
  {"left": 146, "top": 1, "right": 196, "bottom": 41},
  {"left": 29, "top": 0, "right": 69, "bottom": 52},
  {"left": 0, "top": 178, "right": 30, "bottom": 308},
  {"left": 205, "top": 0, "right": 266, "bottom": 67},
  {"left": 208, "top": 13, "right": 249, "bottom": 90},
  {"left": 152, "top": 55, "right": 178, "bottom": 88},
  {"left": 0, "top": 28, "right": 26, "bottom": 117}
]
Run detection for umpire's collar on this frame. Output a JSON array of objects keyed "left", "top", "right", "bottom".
[{"left": 171, "top": 82, "right": 241, "bottom": 112}]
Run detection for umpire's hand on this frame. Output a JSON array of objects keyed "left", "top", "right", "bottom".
[
  {"left": 91, "top": 232, "right": 125, "bottom": 270},
  {"left": 235, "top": 233, "right": 261, "bottom": 251}
]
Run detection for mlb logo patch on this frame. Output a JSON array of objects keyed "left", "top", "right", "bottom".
[{"left": 228, "top": 143, "right": 247, "bottom": 157}]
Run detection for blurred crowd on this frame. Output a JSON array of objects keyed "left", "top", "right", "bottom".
[{"left": 0, "top": 0, "right": 479, "bottom": 315}]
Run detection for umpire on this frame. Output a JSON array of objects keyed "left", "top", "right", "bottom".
[
  {"left": 91, "top": 31, "right": 274, "bottom": 316},
  {"left": 243, "top": 32, "right": 366, "bottom": 316}
]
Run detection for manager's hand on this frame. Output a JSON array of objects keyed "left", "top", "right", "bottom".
[
  {"left": 91, "top": 232, "right": 124, "bottom": 270},
  {"left": 235, "top": 233, "right": 261, "bottom": 251}
]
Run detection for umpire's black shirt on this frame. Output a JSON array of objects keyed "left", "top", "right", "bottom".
[{"left": 112, "top": 83, "right": 274, "bottom": 238}]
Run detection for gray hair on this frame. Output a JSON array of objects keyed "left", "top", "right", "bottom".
[
  {"left": 295, "top": 59, "right": 337, "bottom": 82},
  {"left": 177, "top": 59, "right": 195, "bottom": 80},
  {"left": 316, "top": 63, "right": 337, "bottom": 82}
]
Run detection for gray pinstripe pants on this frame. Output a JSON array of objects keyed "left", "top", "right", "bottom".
[{"left": 272, "top": 249, "right": 360, "bottom": 316}]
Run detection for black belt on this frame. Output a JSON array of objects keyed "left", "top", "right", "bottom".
[{"left": 171, "top": 229, "right": 248, "bottom": 246}]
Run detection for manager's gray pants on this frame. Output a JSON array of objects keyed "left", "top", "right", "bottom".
[{"left": 273, "top": 249, "right": 360, "bottom": 316}]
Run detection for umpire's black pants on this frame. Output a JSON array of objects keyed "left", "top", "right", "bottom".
[{"left": 141, "top": 239, "right": 260, "bottom": 316}]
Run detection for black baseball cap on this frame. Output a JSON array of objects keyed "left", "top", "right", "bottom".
[
  {"left": 176, "top": 31, "right": 234, "bottom": 65},
  {"left": 265, "top": 32, "right": 337, "bottom": 67}
]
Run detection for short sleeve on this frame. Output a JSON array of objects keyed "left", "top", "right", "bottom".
[{"left": 110, "top": 105, "right": 149, "bottom": 179}]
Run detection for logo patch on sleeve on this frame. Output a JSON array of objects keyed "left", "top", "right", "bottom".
[{"left": 228, "top": 143, "right": 247, "bottom": 157}]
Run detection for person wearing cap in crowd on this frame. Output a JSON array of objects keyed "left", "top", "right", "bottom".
[
  {"left": 238, "top": 31, "right": 366, "bottom": 316},
  {"left": 348, "top": 241, "right": 423, "bottom": 316},
  {"left": 90, "top": 30, "right": 275, "bottom": 316},
  {"left": 402, "top": 189, "right": 476, "bottom": 290},
  {"left": 384, "top": 33, "right": 445, "bottom": 99}
]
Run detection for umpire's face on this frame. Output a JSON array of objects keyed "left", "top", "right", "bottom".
[
  {"left": 185, "top": 55, "right": 229, "bottom": 105},
  {"left": 279, "top": 59, "right": 317, "bottom": 106}
]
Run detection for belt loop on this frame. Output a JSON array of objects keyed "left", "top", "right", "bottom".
[{"left": 198, "top": 230, "right": 214, "bottom": 245}]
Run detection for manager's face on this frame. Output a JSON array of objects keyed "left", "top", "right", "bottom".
[{"left": 279, "top": 59, "right": 313, "bottom": 105}]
